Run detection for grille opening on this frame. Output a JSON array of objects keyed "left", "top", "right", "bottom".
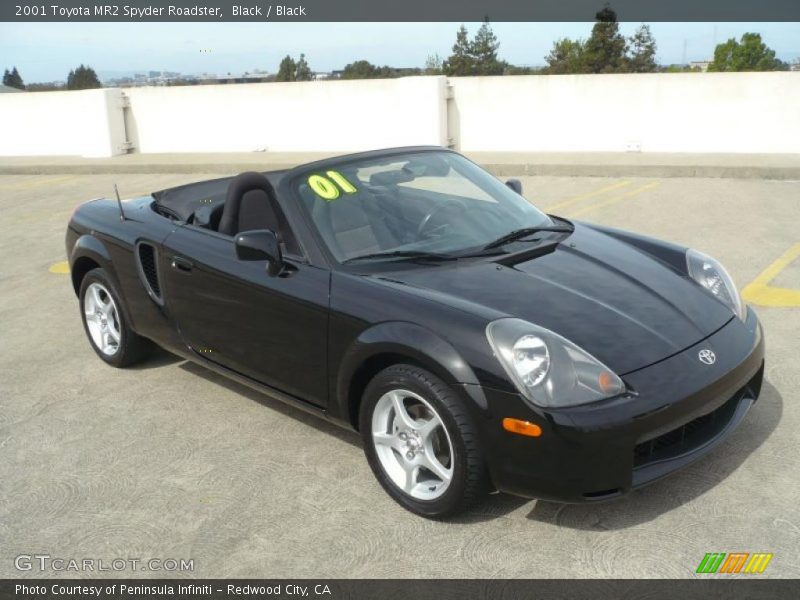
[
  {"left": 136, "top": 242, "right": 162, "bottom": 302},
  {"left": 633, "top": 387, "right": 746, "bottom": 468}
]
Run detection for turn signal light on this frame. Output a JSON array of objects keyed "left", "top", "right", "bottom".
[
  {"left": 502, "top": 418, "right": 542, "bottom": 438},
  {"left": 598, "top": 371, "right": 618, "bottom": 394}
]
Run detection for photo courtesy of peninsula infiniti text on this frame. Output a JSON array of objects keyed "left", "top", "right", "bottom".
[{"left": 65, "top": 147, "right": 765, "bottom": 518}]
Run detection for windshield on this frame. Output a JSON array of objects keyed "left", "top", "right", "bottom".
[{"left": 294, "top": 150, "right": 553, "bottom": 263}]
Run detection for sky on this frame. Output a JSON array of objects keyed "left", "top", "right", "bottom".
[{"left": 1, "top": 21, "right": 798, "bottom": 82}]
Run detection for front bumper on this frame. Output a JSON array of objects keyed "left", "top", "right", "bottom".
[{"left": 477, "top": 307, "right": 764, "bottom": 502}]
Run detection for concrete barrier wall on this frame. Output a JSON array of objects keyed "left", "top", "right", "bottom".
[
  {"left": 123, "top": 76, "right": 448, "bottom": 153},
  {"left": 449, "top": 72, "right": 800, "bottom": 154},
  {"left": 0, "top": 89, "right": 127, "bottom": 157},
  {"left": 0, "top": 73, "right": 797, "bottom": 157}
]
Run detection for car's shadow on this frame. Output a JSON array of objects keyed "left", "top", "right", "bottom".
[
  {"left": 128, "top": 346, "right": 184, "bottom": 370},
  {"left": 430, "top": 380, "right": 783, "bottom": 525},
  {"left": 141, "top": 350, "right": 782, "bottom": 527},
  {"left": 521, "top": 380, "right": 783, "bottom": 530},
  {"left": 175, "top": 358, "right": 526, "bottom": 520},
  {"left": 177, "top": 359, "right": 363, "bottom": 449}
]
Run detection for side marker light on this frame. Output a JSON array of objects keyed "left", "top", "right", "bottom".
[{"left": 502, "top": 418, "right": 542, "bottom": 438}]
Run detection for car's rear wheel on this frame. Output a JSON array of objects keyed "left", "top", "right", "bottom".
[
  {"left": 360, "top": 364, "right": 489, "bottom": 518},
  {"left": 79, "top": 268, "right": 152, "bottom": 367}
]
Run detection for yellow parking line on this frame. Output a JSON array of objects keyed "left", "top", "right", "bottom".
[
  {"left": 0, "top": 175, "right": 78, "bottom": 190},
  {"left": 742, "top": 243, "right": 800, "bottom": 307},
  {"left": 546, "top": 180, "right": 632, "bottom": 212},
  {"left": 567, "top": 182, "right": 660, "bottom": 217},
  {"left": 49, "top": 261, "right": 70, "bottom": 274}
]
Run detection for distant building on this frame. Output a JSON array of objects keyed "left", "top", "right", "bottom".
[
  {"left": 206, "top": 74, "right": 272, "bottom": 84},
  {"left": 690, "top": 60, "right": 712, "bottom": 72}
]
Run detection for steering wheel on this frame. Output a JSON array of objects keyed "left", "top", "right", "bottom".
[{"left": 417, "top": 199, "right": 468, "bottom": 238}]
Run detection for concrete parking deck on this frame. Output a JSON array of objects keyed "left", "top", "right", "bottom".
[
  {"left": 1, "top": 151, "right": 799, "bottom": 179},
  {"left": 1, "top": 172, "right": 798, "bottom": 578}
]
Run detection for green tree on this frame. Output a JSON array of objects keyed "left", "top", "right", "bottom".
[
  {"left": 424, "top": 53, "right": 443, "bottom": 75},
  {"left": 341, "top": 60, "right": 376, "bottom": 79},
  {"left": 544, "top": 38, "right": 585, "bottom": 74},
  {"left": 166, "top": 77, "right": 200, "bottom": 86},
  {"left": 66, "top": 65, "right": 101, "bottom": 90},
  {"left": 627, "top": 24, "right": 658, "bottom": 73},
  {"left": 444, "top": 25, "right": 475, "bottom": 76},
  {"left": 295, "top": 53, "right": 312, "bottom": 81},
  {"left": 708, "top": 33, "right": 787, "bottom": 72},
  {"left": 276, "top": 55, "right": 297, "bottom": 81},
  {"left": 26, "top": 82, "right": 65, "bottom": 91},
  {"left": 340, "top": 60, "right": 397, "bottom": 79},
  {"left": 3, "top": 66, "right": 25, "bottom": 89},
  {"left": 582, "top": 6, "right": 628, "bottom": 73},
  {"left": 662, "top": 64, "right": 701, "bottom": 73},
  {"left": 505, "top": 65, "right": 539, "bottom": 75},
  {"left": 471, "top": 19, "right": 506, "bottom": 75}
]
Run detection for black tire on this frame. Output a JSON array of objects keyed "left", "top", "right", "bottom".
[
  {"left": 79, "top": 267, "right": 153, "bottom": 367},
  {"left": 359, "top": 364, "right": 489, "bottom": 518}
]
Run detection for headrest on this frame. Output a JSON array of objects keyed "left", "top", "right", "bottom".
[
  {"left": 226, "top": 171, "right": 276, "bottom": 204},
  {"left": 218, "top": 172, "right": 278, "bottom": 236}
]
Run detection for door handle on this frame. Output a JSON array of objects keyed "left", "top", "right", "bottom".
[{"left": 171, "top": 256, "right": 193, "bottom": 272}]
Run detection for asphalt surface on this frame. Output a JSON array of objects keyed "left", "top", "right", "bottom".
[{"left": 1, "top": 172, "right": 798, "bottom": 578}]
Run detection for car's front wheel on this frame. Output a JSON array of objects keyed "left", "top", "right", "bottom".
[
  {"left": 360, "top": 364, "right": 489, "bottom": 518},
  {"left": 79, "top": 267, "right": 153, "bottom": 367}
]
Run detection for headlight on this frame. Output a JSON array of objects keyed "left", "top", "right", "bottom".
[
  {"left": 686, "top": 249, "right": 745, "bottom": 321},
  {"left": 486, "top": 318, "right": 625, "bottom": 408}
]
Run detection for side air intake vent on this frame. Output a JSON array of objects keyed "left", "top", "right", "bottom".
[{"left": 136, "top": 242, "right": 163, "bottom": 304}]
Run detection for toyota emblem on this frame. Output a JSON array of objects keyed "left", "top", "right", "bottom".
[{"left": 698, "top": 349, "right": 716, "bottom": 365}]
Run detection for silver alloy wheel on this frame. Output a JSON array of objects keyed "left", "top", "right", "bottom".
[
  {"left": 371, "top": 388, "right": 454, "bottom": 501},
  {"left": 83, "top": 282, "right": 122, "bottom": 356}
]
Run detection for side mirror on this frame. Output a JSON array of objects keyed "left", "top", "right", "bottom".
[
  {"left": 505, "top": 179, "right": 523, "bottom": 195},
  {"left": 235, "top": 229, "right": 283, "bottom": 277}
]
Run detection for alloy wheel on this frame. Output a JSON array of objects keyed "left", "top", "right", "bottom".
[
  {"left": 83, "top": 282, "right": 122, "bottom": 356},
  {"left": 371, "top": 389, "right": 454, "bottom": 500}
]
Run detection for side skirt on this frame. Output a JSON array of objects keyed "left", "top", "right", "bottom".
[{"left": 169, "top": 344, "right": 342, "bottom": 427}]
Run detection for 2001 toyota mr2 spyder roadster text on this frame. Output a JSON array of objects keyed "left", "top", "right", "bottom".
[{"left": 66, "top": 147, "right": 764, "bottom": 518}]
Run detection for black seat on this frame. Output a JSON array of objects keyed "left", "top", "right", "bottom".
[
  {"left": 218, "top": 172, "right": 281, "bottom": 237},
  {"left": 192, "top": 200, "right": 225, "bottom": 230},
  {"left": 308, "top": 185, "right": 402, "bottom": 259}
]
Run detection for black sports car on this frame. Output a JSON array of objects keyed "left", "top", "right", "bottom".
[{"left": 66, "top": 147, "right": 764, "bottom": 518}]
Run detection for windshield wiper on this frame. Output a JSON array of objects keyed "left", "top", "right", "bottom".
[
  {"left": 342, "top": 250, "right": 458, "bottom": 264},
  {"left": 481, "top": 225, "right": 573, "bottom": 250}
]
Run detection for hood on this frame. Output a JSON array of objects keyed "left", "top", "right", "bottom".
[{"left": 377, "top": 225, "right": 733, "bottom": 375}]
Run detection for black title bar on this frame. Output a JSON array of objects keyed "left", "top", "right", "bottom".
[
  {"left": 4, "top": 0, "right": 800, "bottom": 22},
  {"left": 1, "top": 579, "right": 797, "bottom": 600}
]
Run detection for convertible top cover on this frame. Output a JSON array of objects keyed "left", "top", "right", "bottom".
[{"left": 152, "top": 170, "right": 286, "bottom": 221}]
